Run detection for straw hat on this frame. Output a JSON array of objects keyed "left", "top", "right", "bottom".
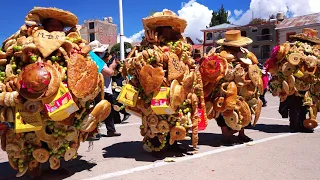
[
  {"left": 142, "top": 9, "right": 187, "bottom": 34},
  {"left": 89, "top": 40, "right": 109, "bottom": 53},
  {"left": 290, "top": 28, "right": 320, "bottom": 44},
  {"left": 216, "top": 30, "right": 253, "bottom": 47},
  {"left": 25, "top": 7, "right": 78, "bottom": 27}
]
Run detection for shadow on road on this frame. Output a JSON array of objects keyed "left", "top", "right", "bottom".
[
  {"left": 102, "top": 132, "right": 228, "bottom": 162},
  {"left": 250, "top": 123, "right": 292, "bottom": 133},
  {"left": 0, "top": 155, "right": 96, "bottom": 180}
]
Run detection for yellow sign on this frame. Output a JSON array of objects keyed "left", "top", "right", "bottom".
[
  {"left": 117, "top": 84, "right": 138, "bottom": 107},
  {"left": 15, "top": 104, "right": 42, "bottom": 133},
  {"left": 151, "top": 87, "right": 175, "bottom": 115},
  {"left": 42, "top": 83, "right": 79, "bottom": 121}
]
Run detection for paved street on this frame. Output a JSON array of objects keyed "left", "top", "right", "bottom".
[{"left": 1, "top": 92, "right": 320, "bottom": 180}]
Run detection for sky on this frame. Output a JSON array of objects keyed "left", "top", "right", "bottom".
[{"left": 0, "top": 0, "right": 319, "bottom": 44}]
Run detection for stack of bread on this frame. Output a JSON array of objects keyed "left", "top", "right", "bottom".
[
  {"left": 121, "top": 9, "right": 206, "bottom": 152},
  {"left": 0, "top": 7, "right": 111, "bottom": 177},
  {"left": 201, "top": 30, "right": 263, "bottom": 130},
  {"left": 267, "top": 28, "right": 320, "bottom": 130}
]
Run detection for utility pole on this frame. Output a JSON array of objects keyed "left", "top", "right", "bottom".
[{"left": 119, "top": 0, "right": 125, "bottom": 61}]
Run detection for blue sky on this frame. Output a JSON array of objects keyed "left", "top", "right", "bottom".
[
  {"left": 0, "top": 0, "right": 319, "bottom": 43},
  {"left": 0, "top": 0, "right": 251, "bottom": 42}
]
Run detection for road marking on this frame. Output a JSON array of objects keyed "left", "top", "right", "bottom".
[
  {"left": 84, "top": 127, "right": 319, "bottom": 180},
  {"left": 260, "top": 117, "right": 289, "bottom": 122},
  {"left": 99, "top": 123, "right": 140, "bottom": 130},
  {"left": 263, "top": 106, "right": 278, "bottom": 109},
  {"left": 116, "top": 123, "right": 140, "bottom": 127}
]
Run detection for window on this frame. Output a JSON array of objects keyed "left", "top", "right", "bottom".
[
  {"left": 286, "top": 32, "right": 296, "bottom": 41},
  {"left": 261, "top": 28, "right": 270, "bottom": 35},
  {"left": 89, "top": 33, "right": 95, "bottom": 42},
  {"left": 251, "top": 27, "right": 258, "bottom": 32},
  {"left": 261, "top": 45, "right": 271, "bottom": 59},
  {"left": 89, "top": 22, "right": 94, "bottom": 29},
  {"left": 241, "top": 31, "right": 247, "bottom": 37},
  {"left": 260, "top": 28, "right": 271, "bottom": 41},
  {"left": 253, "top": 45, "right": 259, "bottom": 49},
  {"left": 206, "top": 32, "right": 213, "bottom": 40}
]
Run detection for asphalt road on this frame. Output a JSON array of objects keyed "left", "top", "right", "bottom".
[{"left": 1, "top": 93, "right": 319, "bottom": 180}]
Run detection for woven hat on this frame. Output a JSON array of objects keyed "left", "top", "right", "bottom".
[
  {"left": 216, "top": 30, "right": 253, "bottom": 47},
  {"left": 290, "top": 28, "right": 320, "bottom": 44},
  {"left": 25, "top": 7, "right": 78, "bottom": 27},
  {"left": 89, "top": 40, "right": 109, "bottom": 53},
  {"left": 142, "top": 9, "right": 187, "bottom": 34}
]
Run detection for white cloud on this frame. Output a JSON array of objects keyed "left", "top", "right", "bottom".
[
  {"left": 234, "top": 9, "right": 243, "bottom": 17},
  {"left": 230, "top": 0, "right": 320, "bottom": 25},
  {"left": 227, "top": 10, "right": 232, "bottom": 18},
  {"left": 178, "top": 0, "right": 213, "bottom": 42},
  {"left": 117, "top": 29, "right": 144, "bottom": 43}
]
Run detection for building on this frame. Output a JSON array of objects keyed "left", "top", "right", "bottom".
[
  {"left": 201, "top": 22, "right": 277, "bottom": 61},
  {"left": 238, "top": 22, "right": 277, "bottom": 60},
  {"left": 80, "top": 17, "right": 117, "bottom": 47},
  {"left": 201, "top": 23, "right": 239, "bottom": 54},
  {"left": 276, "top": 12, "right": 320, "bottom": 44}
]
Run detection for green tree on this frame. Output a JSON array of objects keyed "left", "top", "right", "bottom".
[
  {"left": 209, "top": 5, "right": 230, "bottom": 27},
  {"left": 110, "top": 42, "right": 133, "bottom": 57},
  {"left": 249, "top": 18, "right": 267, "bottom": 25}
]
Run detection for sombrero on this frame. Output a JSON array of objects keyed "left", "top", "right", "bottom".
[
  {"left": 142, "top": 9, "right": 187, "bottom": 34},
  {"left": 216, "top": 30, "right": 253, "bottom": 47},
  {"left": 290, "top": 28, "right": 320, "bottom": 44},
  {"left": 25, "top": 7, "right": 78, "bottom": 27}
]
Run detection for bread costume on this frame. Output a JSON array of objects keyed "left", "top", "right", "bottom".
[
  {"left": 200, "top": 30, "right": 263, "bottom": 131},
  {"left": 122, "top": 9, "right": 204, "bottom": 151},
  {"left": 267, "top": 28, "right": 320, "bottom": 130},
  {"left": 0, "top": 7, "right": 111, "bottom": 176}
]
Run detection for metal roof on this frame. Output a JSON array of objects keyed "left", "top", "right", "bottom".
[
  {"left": 201, "top": 23, "right": 239, "bottom": 32},
  {"left": 276, "top": 12, "right": 320, "bottom": 30}
]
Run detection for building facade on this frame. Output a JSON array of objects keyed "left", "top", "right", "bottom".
[
  {"left": 201, "top": 23, "right": 239, "bottom": 55},
  {"left": 276, "top": 13, "right": 320, "bottom": 44},
  {"left": 238, "top": 22, "right": 277, "bottom": 61},
  {"left": 201, "top": 22, "right": 277, "bottom": 61},
  {"left": 80, "top": 17, "right": 117, "bottom": 47}
]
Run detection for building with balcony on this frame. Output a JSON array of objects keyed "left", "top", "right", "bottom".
[
  {"left": 201, "top": 22, "right": 277, "bottom": 61},
  {"left": 276, "top": 12, "right": 320, "bottom": 44},
  {"left": 238, "top": 22, "right": 277, "bottom": 60},
  {"left": 80, "top": 17, "right": 117, "bottom": 47},
  {"left": 201, "top": 23, "right": 239, "bottom": 55}
]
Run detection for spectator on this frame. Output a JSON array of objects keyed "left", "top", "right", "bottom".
[{"left": 89, "top": 40, "right": 121, "bottom": 138}]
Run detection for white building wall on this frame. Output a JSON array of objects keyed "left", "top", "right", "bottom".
[{"left": 278, "top": 25, "right": 320, "bottom": 44}]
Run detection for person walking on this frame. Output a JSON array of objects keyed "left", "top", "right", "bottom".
[
  {"left": 105, "top": 53, "right": 131, "bottom": 123},
  {"left": 260, "top": 64, "right": 269, "bottom": 107},
  {"left": 89, "top": 40, "right": 121, "bottom": 138}
]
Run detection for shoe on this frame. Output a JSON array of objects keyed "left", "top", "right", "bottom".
[
  {"left": 262, "top": 103, "right": 267, "bottom": 107},
  {"left": 86, "top": 134, "right": 101, "bottom": 141},
  {"left": 122, "top": 114, "right": 131, "bottom": 122},
  {"left": 107, "top": 131, "right": 121, "bottom": 137},
  {"left": 238, "top": 135, "right": 253, "bottom": 142}
]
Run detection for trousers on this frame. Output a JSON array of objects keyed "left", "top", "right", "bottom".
[{"left": 95, "top": 92, "right": 120, "bottom": 133}]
